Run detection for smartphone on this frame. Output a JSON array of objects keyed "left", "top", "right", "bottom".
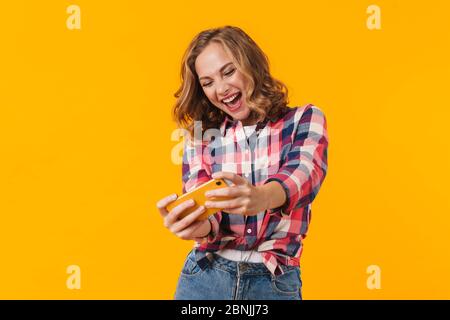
[{"left": 165, "top": 178, "right": 231, "bottom": 221}]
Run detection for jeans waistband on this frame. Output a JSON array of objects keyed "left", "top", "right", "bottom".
[{"left": 209, "top": 251, "right": 296, "bottom": 276}]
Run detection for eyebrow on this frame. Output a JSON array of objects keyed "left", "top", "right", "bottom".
[{"left": 198, "top": 62, "right": 234, "bottom": 81}]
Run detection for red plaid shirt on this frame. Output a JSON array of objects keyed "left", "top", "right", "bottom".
[{"left": 181, "top": 104, "right": 329, "bottom": 276}]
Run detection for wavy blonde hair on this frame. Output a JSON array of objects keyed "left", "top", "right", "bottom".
[{"left": 173, "top": 25, "right": 289, "bottom": 140}]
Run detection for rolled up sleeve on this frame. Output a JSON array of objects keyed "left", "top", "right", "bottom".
[
  {"left": 181, "top": 136, "right": 213, "bottom": 194},
  {"left": 181, "top": 135, "right": 224, "bottom": 243},
  {"left": 265, "top": 105, "right": 329, "bottom": 216}
]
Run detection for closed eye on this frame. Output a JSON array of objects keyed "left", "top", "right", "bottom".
[
  {"left": 224, "top": 69, "right": 235, "bottom": 76},
  {"left": 201, "top": 69, "right": 235, "bottom": 87}
]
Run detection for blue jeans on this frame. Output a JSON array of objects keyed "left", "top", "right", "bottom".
[{"left": 174, "top": 249, "right": 302, "bottom": 300}]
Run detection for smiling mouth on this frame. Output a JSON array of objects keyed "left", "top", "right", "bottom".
[{"left": 221, "top": 92, "right": 242, "bottom": 110}]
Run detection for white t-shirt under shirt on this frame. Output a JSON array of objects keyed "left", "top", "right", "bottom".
[
  {"left": 214, "top": 123, "right": 264, "bottom": 263},
  {"left": 242, "top": 124, "right": 257, "bottom": 139}
]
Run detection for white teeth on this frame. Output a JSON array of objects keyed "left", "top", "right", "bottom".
[{"left": 222, "top": 93, "right": 239, "bottom": 103}]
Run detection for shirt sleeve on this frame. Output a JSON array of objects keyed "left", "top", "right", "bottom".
[
  {"left": 181, "top": 135, "right": 213, "bottom": 194},
  {"left": 181, "top": 135, "right": 223, "bottom": 242},
  {"left": 264, "top": 105, "right": 329, "bottom": 217}
]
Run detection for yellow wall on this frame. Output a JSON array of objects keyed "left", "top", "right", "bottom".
[{"left": 1, "top": 0, "right": 449, "bottom": 299}]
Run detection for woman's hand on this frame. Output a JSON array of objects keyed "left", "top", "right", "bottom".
[
  {"left": 156, "top": 194, "right": 211, "bottom": 242},
  {"left": 204, "top": 172, "right": 270, "bottom": 216}
]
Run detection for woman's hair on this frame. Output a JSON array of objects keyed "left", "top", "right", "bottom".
[{"left": 172, "top": 25, "right": 289, "bottom": 140}]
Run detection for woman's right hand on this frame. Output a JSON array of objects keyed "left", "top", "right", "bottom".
[{"left": 156, "top": 194, "right": 212, "bottom": 242}]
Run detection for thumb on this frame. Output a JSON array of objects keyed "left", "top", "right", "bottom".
[{"left": 212, "top": 171, "right": 247, "bottom": 186}]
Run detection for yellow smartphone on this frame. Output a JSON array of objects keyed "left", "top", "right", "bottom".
[{"left": 166, "top": 178, "right": 231, "bottom": 221}]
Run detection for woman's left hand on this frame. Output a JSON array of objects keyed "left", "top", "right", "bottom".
[{"left": 204, "top": 171, "right": 269, "bottom": 216}]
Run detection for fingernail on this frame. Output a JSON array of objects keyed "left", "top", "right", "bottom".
[
  {"left": 205, "top": 201, "right": 210, "bottom": 207},
  {"left": 199, "top": 206, "right": 205, "bottom": 211},
  {"left": 205, "top": 192, "right": 212, "bottom": 197}
]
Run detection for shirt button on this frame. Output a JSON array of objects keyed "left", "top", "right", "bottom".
[
  {"left": 247, "top": 228, "right": 252, "bottom": 234},
  {"left": 245, "top": 172, "right": 250, "bottom": 177}
]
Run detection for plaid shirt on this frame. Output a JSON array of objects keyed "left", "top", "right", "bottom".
[{"left": 181, "top": 104, "right": 329, "bottom": 276}]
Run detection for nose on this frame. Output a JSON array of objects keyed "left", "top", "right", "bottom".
[{"left": 216, "top": 80, "right": 230, "bottom": 99}]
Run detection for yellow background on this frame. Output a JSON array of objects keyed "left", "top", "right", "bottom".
[{"left": 1, "top": 0, "right": 449, "bottom": 299}]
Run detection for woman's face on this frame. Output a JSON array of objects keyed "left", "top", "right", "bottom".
[{"left": 195, "top": 42, "right": 252, "bottom": 125}]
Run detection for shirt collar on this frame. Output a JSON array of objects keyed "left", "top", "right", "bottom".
[{"left": 220, "top": 115, "right": 274, "bottom": 136}]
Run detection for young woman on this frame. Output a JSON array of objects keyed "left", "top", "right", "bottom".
[{"left": 156, "top": 26, "right": 329, "bottom": 300}]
